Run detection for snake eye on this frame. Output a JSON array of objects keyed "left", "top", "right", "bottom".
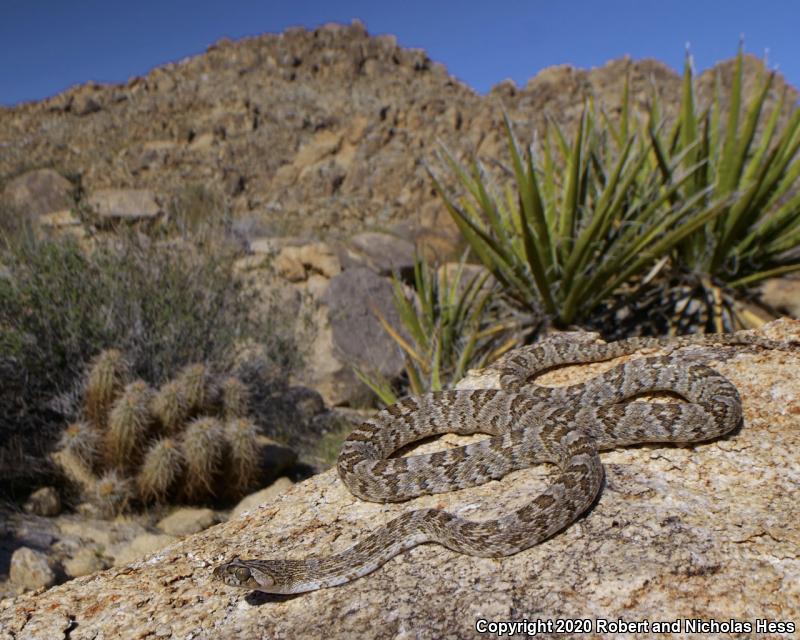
[{"left": 234, "top": 567, "right": 251, "bottom": 583}]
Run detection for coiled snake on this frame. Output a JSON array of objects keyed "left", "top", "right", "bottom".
[{"left": 214, "top": 332, "right": 794, "bottom": 594}]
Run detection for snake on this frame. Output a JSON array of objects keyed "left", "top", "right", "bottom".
[{"left": 213, "top": 331, "right": 794, "bottom": 594}]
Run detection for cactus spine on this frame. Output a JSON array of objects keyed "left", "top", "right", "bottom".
[{"left": 52, "top": 348, "right": 265, "bottom": 515}]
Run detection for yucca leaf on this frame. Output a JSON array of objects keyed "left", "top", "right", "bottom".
[
  {"left": 370, "top": 303, "right": 428, "bottom": 371},
  {"left": 540, "top": 129, "right": 559, "bottom": 230},
  {"left": 548, "top": 115, "right": 571, "bottom": 161},
  {"left": 390, "top": 278, "right": 427, "bottom": 348},
  {"left": 709, "top": 72, "right": 722, "bottom": 175},
  {"left": 717, "top": 46, "right": 744, "bottom": 194},
  {"left": 406, "top": 356, "right": 425, "bottom": 396},
  {"left": 558, "top": 107, "right": 587, "bottom": 258},
  {"left": 503, "top": 113, "right": 554, "bottom": 274},
  {"left": 729, "top": 263, "right": 800, "bottom": 287},
  {"left": 679, "top": 51, "right": 699, "bottom": 192},
  {"left": 724, "top": 70, "right": 774, "bottom": 204},
  {"left": 563, "top": 136, "right": 637, "bottom": 287},
  {"left": 353, "top": 367, "right": 398, "bottom": 406},
  {"left": 589, "top": 196, "right": 730, "bottom": 306},
  {"left": 740, "top": 80, "right": 783, "bottom": 185}
]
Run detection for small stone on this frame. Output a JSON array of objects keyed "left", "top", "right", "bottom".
[
  {"left": 23, "top": 487, "right": 62, "bottom": 517},
  {"left": 157, "top": 508, "right": 217, "bottom": 536},
  {"left": 9, "top": 547, "right": 56, "bottom": 590},
  {"left": 232, "top": 477, "right": 294, "bottom": 518},
  {"left": 63, "top": 548, "right": 108, "bottom": 578},
  {"left": 297, "top": 242, "right": 341, "bottom": 278},
  {"left": 112, "top": 533, "right": 178, "bottom": 566},
  {"left": 223, "top": 169, "right": 245, "bottom": 197},
  {"left": 294, "top": 131, "right": 342, "bottom": 166},
  {"left": 38, "top": 209, "right": 82, "bottom": 228}
]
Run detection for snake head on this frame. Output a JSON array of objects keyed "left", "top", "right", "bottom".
[{"left": 214, "top": 558, "right": 281, "bottom": 593}]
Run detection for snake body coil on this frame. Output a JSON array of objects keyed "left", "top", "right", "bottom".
[{"left": 214, "top": 332, "right": 789, "bottom": 594}]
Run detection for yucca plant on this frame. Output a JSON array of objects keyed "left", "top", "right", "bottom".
[
  {"left": 356, "top": 254, "right": 516, "bottom": 404},
  {"left": 431, "top": 106, "right": 731, "bottom": 330},
  {"left": 647, "top": 46, "right": 800, "bottom": 331}
]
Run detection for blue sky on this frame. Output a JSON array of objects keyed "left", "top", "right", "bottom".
[{"left": 2, "top": 0, "right": 797, "bottom": 106}]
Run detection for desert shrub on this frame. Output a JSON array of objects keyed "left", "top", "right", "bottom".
[
  {"left": 162, "top": 183, "right": 229, "bottom": 237},
  {"left": 0, "top": 229, "right": 303, "bottom": 497}
]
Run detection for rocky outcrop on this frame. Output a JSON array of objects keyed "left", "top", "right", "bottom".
[
  {"left": 2, "top": 319, "right": 797, "bottom": 639},
  {"left": 2, "top": 22, "right": 795, "bottom": 243},
  {"left": 1, "top": 169, "right": 75, "bottom": 222}
]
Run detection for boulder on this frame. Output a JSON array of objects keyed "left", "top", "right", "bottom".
[
  {"left": 110, "top": 533, "right": 178, "bottom": 567},
  {"left": 760, "top": 274, "right": 800, "bottom": 318},
  {"left": 57, "top": 518, "right": 150, "bottom": 548},
  {"left": 87, "top": 189, "right": 162, "bottom": 223},
  {"left": 273, "top": 248, "right": 306, "bottom": 282},
  {"left": 339, "top": 231, "right": 416, "bottom": 275},
  {"left": 1, "top": 320, "right": 798, "bottom": 637},
  {"left": 258, "top": 435, "right": 298, "bottom": 480},
  {"left": 231, "top": 477, "right": 294, "bottom": 518},
  {"left": 274, "top": 242, "right": 342, "bottom": 282},
  {"left": 1, "top": 169, "right": 74, "bottom": 222},
  {"left": 71, "top": 93, "right": 101, "bottom": 116},
  {"left": 8, "top": 547, "right": 55, "bottom": 591},
  {"left": 63, "top": 548, "right": 109, "bottom": 579},
  {"left": 312, "top": 266, "right": 405, "bottom": 405},
  {"left": 157, "top": 508, "right": 218, "bottom": 537}
]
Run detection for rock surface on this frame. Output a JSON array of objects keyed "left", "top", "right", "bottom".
[
  {"left": 1, "top": 319, "right": 798, "bottom": 639},
  {"left": 231, "top": 476, "right": 294, "bottom": 518},
  {"left": 316, "top": 266, "right": 406, "bottom": 405},
  {"left": 340, "top": 231, "right": 416, "bottom": 275}
]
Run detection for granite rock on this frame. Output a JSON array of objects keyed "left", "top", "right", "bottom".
[{"left": 1, "top": 320, "right": 798, "bottom": 638}]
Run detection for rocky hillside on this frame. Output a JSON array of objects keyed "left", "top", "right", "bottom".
[{"left": 2, "top": 19, "right": 797, "bottom": 243}]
